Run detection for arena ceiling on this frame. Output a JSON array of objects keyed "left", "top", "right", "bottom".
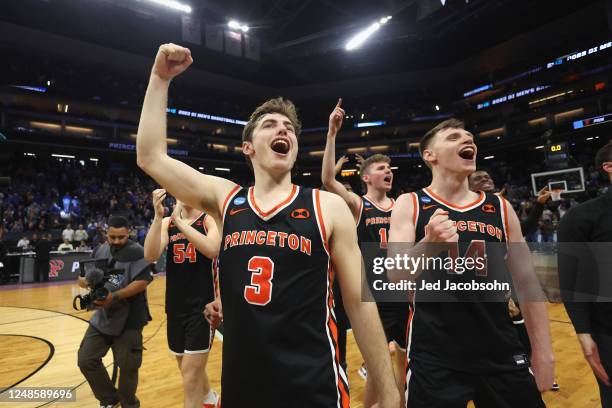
[{"left": 1, "top": 0, "right": 608, "bottom": 87}]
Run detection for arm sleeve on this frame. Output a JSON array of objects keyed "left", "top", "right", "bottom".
[
  {"left": 520, "top": 202, "right": 544, "bottom": 236},
  {"left": 557, "top": 209, "right": 592, "bottom": 333}
]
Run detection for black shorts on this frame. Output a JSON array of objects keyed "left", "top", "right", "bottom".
[
  {"left": 378, "top": 303, "right": 410, "bottom": 350},
  {"left": 405, "top": 358, "right": 545, "bottom": 408},
  {"left": 167, "top": 313, "right": 214, "bottom": 355}
]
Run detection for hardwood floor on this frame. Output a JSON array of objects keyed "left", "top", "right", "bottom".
[{"left": 0, "top": 276, "right": 602, "bottom": 407}]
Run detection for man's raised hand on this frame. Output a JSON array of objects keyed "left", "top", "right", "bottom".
[
  {"left": 328, "top": 98, "right": 345, "bottom": 137},
  {"left": 152, "top": 43, "right": 193, "bottom": 82}
]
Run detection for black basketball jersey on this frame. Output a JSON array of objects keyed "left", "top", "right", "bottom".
[
  {"left": 165, "top": 212, "right": 215, "bottom": 316},
  {"left": 218, "top": 185, "right": 350, "bottom": 408},
  {"left": 356, "top": 195, "right": 394, "bottom": 247},
  {"left": 407, "top": 188, "right": 524, "bottom": 373}
]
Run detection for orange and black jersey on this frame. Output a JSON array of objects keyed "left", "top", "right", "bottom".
[
  {"left": 407, "top": 188, "right": 525, "bottom": 373},
  {"left": 218, "top": 185, "right": 349, "bottom": 408},
  {"left": 356, "top": 195, "right": 394, "bottom": 248},
  {"left": 165, "top": 212, "right": 216, "bottom": 316}
]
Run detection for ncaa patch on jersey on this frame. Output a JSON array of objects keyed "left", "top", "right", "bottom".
[
  {"left": 233, "top": 196, "right": 246, "bottom": 206},
  {"left": 420, "top": 195, "right": 432, "bottom": 203}
]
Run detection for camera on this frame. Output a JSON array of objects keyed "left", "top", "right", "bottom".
[{"left": 72, "top": 259, "right": 124, "bottom": 310}]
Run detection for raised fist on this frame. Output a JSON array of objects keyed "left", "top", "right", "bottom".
[
  {"left": 152, "top": 43, "right": 193, "bottom": 81},
  {"left": 424, "top": 208, "right": 458, "bottom": 243}
]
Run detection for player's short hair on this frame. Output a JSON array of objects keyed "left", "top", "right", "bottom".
[
  {"left": 595, "top": 140, "right": 612, "bottom": 170},
  {"left": 419, "top": 118, "right": 466, "bottom": 167},
  {"left": 107, "top": 216, "right": 130, "bottom": 229},
  {"left": 242, "top": 97, "right": 302, "bottom": 170},
  {"left": 360, "top": 154, "right": 391, "bottom": 175}
]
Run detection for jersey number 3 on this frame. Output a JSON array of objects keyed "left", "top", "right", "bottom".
[
  {"left": 173, "top": 243, "right": 197, "bottom": 264},
  {"left": 244, "top": 256, "right": 274, "bottom": 306}
]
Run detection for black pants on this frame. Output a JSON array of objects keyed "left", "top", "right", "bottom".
[
  {"left": 595, "top": 333, "right": 612, "bottom": 408},
  {"left": 35, "top": 260, "right": 49, "bottom": 282},
  {"left": 78, "top": 325, "right": 144, "bottom": 408}
]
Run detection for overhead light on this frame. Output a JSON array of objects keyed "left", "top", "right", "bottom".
[
  {"left": 52, "top": 154, "right": 75, "bottom": 159},
  {"left": 198, "top": 166, "right": 204, "bottom": 170},
  {"left": 586, "top": 137, "right": 594, "bottom": 140},
  {"left": 65, "top": 125, "right": 93, "bottom": 134},
  {"left": 390, "top": 166, "right": 399, "bottom": 170},
  {"left": 46, "top": 80, "right": 51, "bottom": 86},
  {"left": 228, "top": 20, "right": 249, "bottom": 32},
  {"left": 90, "top": 158, "right": 99, "bottom": 162},
  {"left": 302, "top": 172, "right": 311, "bottom": 176},
  {"left": 346, "top": 21, "right": 382, "bottom": 51},
  {"left": 30, "top": 121, "right": 61, "bottom": 131},
  {"left": 535, "top": 145, "right": 544, "bottom": 150},
  {"left": 484, "top": 155, "right": 495, "bottom": 160},
  {"left": 435, "top": 105, "right": 440, "bottom": 111},
  {"left": 64, "top": 104, "right": 69, "bottom": 113},
  {"left": 215, "top": 167, "right": 231, "bottom": 172},
  {"left": 141, "top": 0, "right": 192, "bottom": 13},
  {"left": 24, "top": 152, "right": 36, "bottom": 157}
]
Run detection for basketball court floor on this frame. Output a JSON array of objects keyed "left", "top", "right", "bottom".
[{"left": 0, "top": 275, "right": 602, "bottom": 407}]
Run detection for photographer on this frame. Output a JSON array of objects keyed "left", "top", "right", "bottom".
[{"left": 77, "top": 216, "right": 153, "bottom": 408}]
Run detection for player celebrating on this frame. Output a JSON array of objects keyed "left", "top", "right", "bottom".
[
  {"left": 136, "top": 43, "right": 399, "bottom": 408},
  {"left": 389, "top": 118, "right": 555, "bottom": 407},
  {"left": 144, "top": 192, "right": 220, "bottom": 408},
  {"left": 322, "top": 100, "right": 408, "bottom": 407}
]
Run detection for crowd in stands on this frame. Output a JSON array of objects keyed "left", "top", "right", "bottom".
[{"left": 0, "top": 143, "right": 609, "bottom": 258}]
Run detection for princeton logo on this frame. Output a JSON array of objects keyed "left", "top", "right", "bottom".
[
  {"left": 291, "top": 209, "right": 310, "bottom": 219},
  {"left": 49, "top": 259, "right": 64, "bottom": 278},
  {"left": 482, "top": 204, "right": 496, "bottom": 213}
]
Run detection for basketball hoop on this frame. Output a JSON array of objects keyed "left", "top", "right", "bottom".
[{"left": 550, "top": 189, "right": 563, "bottom": 201}]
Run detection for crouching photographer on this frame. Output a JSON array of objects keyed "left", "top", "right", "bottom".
[{"left": 77, "top": 216, "right": 154, "bottom": 408}]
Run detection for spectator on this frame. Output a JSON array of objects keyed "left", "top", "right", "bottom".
[
  {"left": 74, "top": 224, "right": 88, "bottom": 243},
  {"left": 76, "top": 240, "right": 91, "bottom": 251},
  {"left": 17, "top": 235, "right": 30, "bottom": 250},
  {"left": 62, "top": 224, "right": 75, "bottom": 243},
  {"left": 57, "top": 238, "right": 74, "bottom": 252},
  {"left": 34, "top": 234, "right": 52, "bottom": 282}
]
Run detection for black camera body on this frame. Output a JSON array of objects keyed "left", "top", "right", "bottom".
[{"left": 73, "top": 259, "right": 124, "bottom": 311}]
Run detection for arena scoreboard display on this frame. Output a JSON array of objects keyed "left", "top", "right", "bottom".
[{"left": 544, "top": 142, "right": 569, "bottom": 166}]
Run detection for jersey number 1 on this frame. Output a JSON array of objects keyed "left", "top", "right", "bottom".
[{"left": 244, "top": 256, "right": 274, "bottom": 306}]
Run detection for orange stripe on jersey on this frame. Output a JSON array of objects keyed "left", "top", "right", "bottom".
[
  {"left": 222, "top": 185, "right": 241, "bottom": 216},
  {"left": 249, "top": 184, "right": 298, "bottom": 217},
  {"left": 364, "top": 195, "right": 395, "bottom": 212},
  {"left": 326, "top": 262, "right": 350, "bottom": 408},
  {"left": 410, "top": 192, "right": 418, "bottom": 226},
  {"left": 314, "top": 189, "right": 330, "bottom": 253},
  {"left": 424, "top": 187, "right": 485, "bottom": 210},
  {"left": 500, "top": 197, "right": 510, "bottom": 241}
]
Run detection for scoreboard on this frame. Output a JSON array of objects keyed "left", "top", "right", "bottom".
[{"left": 544, "top": 142, "right": 569, "bottom": 167}]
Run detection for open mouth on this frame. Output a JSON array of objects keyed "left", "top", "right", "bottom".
[
  {"left": 383, "top": 175, "right": 392, "bottom": 183},
  {"left": 458, "top": 146, "right": 475, "bottom": 160},
  {"left": 270, "top": 137, "right": 290, "bottom": 155}
]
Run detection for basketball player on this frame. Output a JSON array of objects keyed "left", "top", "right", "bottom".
[
  {"left": 322, "top": 100, "right": 408, "bottom": 407},
  {"left": 136, "top": 43, "right": 400, "bottom": 408},
  {"left": 388, "top": 118, "right": 555, "bottom": 407},
  {"left": 143, "top": 191, "right": 219, "bottom": 408}
]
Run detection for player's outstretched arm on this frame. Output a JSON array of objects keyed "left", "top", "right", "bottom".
[
  {"left": 320, "top": 192, "right": 400, "bottom": 408},
  {"left": 321, "top": 99, "right": 362, "bottom": 220},
  {"left": 504, "top": 200, "right": 555, "bottom": 392},
  {"left": 144, "top": 189, "right": 170, "bottom": 262},
  {"left": 171, "top": 204, "right": 221, "bottom": 259},
  {"left": 136, "top": 43, "right": 236, "bottom": 220}
]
